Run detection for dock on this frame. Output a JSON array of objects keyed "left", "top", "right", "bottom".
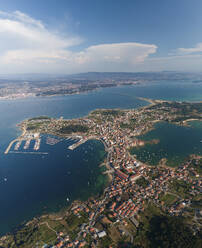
[
  {"left": 14, "top": 140, "right": 22, "bottom": 150},
  {"left": 67, "top": 138, "right": 87, "bottom": 150},
  {"left": 34, "top": 138, "right": 41, "bottom": 150},
  {"left": 5, "top": 136, "right": 42, "bottom": 154},
  {"left": 67, "top": 135, "right": 108, "bottom": 151},
  {"left": 9, "top": 151, "right": 48, "bottom": 155},
  {"left": 24, "top": 139, "right": 31, "bottom": 149},
  {"left": 4, "top": 139, "right": 19, "bottom": 154}
]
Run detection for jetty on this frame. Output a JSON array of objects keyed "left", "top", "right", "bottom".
[
  {"left": 67, "top": 135, "right": 105, "bottom": 151},
  {"left": 4, "top": 139, "right": 20, "bottom": 154},
  {"left": 9, "top": 151, "right": 48, "bottom": 155},
  {"left": 68, "top": 138, "right": 87, "bottom": 150},
  {"left": 4, "top": 134, "right": 42, "bottom": 154}
]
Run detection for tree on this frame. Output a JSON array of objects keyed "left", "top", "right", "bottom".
[{"left": 147, "top": 215, "right": 201, "bottom": 248}]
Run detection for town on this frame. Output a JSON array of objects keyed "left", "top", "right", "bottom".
[{"left": 1, "top": 99, "right": 202, "bottom": 247}]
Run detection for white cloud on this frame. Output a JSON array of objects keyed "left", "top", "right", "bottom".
[
  {"left": 177, "top": 43, "right": 202, "bottom": 54},
  {"left": 75, "top": 43, "right": 157, "bottom": 64},
  {"left": 0, "top": 10, "right": 44, "bottom": 29},
  {"left": 0, "top": 10, "right": 158, "bottom": 73},
  {"left": 139, "top": 54, "right": 202, "bottom": 72},
  {"left": 0, "top": 10, "right": 202, "bottom": 73},
  {"left": 0, "top": 10, "right": 81, "bottom": 68},
  {"left": 70, "top": 43, "right": 157, "bottom": 73}
]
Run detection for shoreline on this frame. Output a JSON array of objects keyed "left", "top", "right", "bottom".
[
  {"left": 1, "top": 98, "right": 202, "bottom": 241},
  {"left": 2, "top": 135, "right": 111, "bottom": 237},
  {"left": 0, "top": 82, "right": 141, "bottom": 102},
  {"left": 0, "top": 85, "right": 202, "bottom": 103}
]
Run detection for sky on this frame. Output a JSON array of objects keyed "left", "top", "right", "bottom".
[{"left": 0, "top": 0, "right": 202, "bottom": 74}]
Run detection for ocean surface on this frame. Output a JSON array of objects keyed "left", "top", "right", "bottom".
[
  {"left": 0, "top": 80, "right": 201, "bottom": 234},
  {"left": 130, "top": 121, "right": 202, "bottom": 167}
]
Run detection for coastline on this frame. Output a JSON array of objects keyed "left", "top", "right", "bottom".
[
  {"left": 1, "top": 98, "right": 202, "bottom": 242},
  {"left": 2, "top": 136, "right": 110, "bottom": 237},
  {"left": 0, "top": 82, "right": 140, "bottom": 102},
  {"left": 130, "top": 120, "right": 202, "bottom": 167}
]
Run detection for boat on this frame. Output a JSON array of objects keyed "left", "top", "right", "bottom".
[{"left": 46, "top": 136, "right": 61, "bottom": 145}]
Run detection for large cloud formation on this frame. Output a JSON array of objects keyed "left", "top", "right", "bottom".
[
  {"left": 0, "top": 11, "right": 81, "bottom": 65},
  {"left": 0, "top": 10, "right": 157, "bottom": 73}
]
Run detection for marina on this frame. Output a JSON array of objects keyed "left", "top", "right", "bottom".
[
  {"left": 24, "top": 139, "right": 31, "bottom": 149},
  {"left": 14, "top": 140, "right": 22, "bottom": 150},
  {"left": 34, "top": 138, "right": 41, "bottom": 150},
  {"left": 46, "top": 136, "right": 61, "bottom": 145},
  {"left": 4, "top": 135, "right": 42, "bottom": 154},
  {"left": 0, "top": 82, "right": 201, "bottom": 236}
]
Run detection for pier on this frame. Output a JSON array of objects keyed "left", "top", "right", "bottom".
[
  {"left": 68, "top": 138, "right": 87, "bottom": 150},
  {"left": 34, "top": 138, "right": 41, "bottom": 150},
  {"left": 67, "top": 135, "right": 109, "bottom": 152},
  {"left": 24, "top": 139, "right": 31, "bottom": 149},
  {"left": 4, "top": 139, "right": 20, "bottom": 154},
  {"left": 9, "top": 151, "right": 48, "bottom": 155},
  {"left": 4, "top": 136, "right": 42, "bottom": 154},
  {"left": 14, "top": 140, "right": 22, "bottom": 150}
]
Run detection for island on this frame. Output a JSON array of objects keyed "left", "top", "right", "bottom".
[{"left": 1, "top": 99, "right": 202, "bottom": 248}]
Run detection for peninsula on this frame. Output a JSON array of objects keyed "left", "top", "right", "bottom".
[{"left": 1, "top": 99, "right": 202, "bottom": 248}]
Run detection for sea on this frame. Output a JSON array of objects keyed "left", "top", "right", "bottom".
[
  {"left": 130, "top": 121, "right": 202, "bottom": 167},
  {"left": 0, "top": 80, "right": 202, "bottom": 235}
]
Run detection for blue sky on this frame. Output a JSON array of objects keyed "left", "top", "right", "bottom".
[{"left": 0, "top": 0, "right": 202, "bottom": 73}]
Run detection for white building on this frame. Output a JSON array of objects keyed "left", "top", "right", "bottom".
[{"left": 97, "top": 230, "right": 107, "bottom": 238}]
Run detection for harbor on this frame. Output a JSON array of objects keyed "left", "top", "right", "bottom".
[
  {"left": 4, "top": 132, "right": 42, "bottom": 154},
  {"left": 0, "top": 80, "right": 201, "bottom": 240}
]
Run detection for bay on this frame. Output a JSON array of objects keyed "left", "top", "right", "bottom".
[
  {"left": 0, "top": 81, "right": 201, "bottom": 235},
  {"left": 130, "top": 121, "right": 202, "bottom": 167}
]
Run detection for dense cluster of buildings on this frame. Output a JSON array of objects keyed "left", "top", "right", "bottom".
[{"left": 19, "top": 101, "right": 201, "bottom": 247}]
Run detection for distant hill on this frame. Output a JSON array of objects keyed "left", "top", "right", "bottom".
[
  {"left": 69, "top": 71, "right": 202, "bottom": 81},
  {"left": 0, "top": 71, "right": 202, "bottom": 83}
]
